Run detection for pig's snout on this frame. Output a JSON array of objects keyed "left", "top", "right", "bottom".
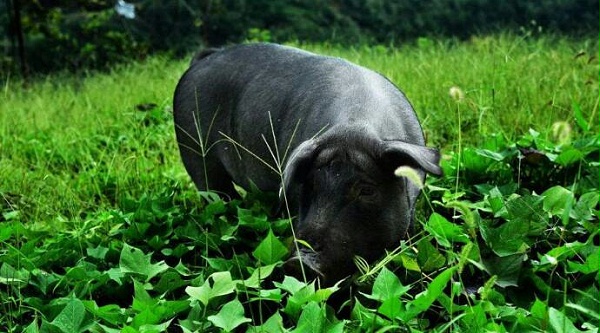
[{"left": 284, "top": 247, "right": 324, "bottom": 282}]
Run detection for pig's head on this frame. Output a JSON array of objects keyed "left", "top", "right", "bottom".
[{"left": 281, "top": 128, "right": 442, "bottom": 285}]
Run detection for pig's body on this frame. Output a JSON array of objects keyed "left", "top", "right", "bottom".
[{"left": 174, "top": 43, "right": 441, "bottom": 284}]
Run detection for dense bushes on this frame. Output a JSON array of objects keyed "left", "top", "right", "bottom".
[{"left": 1, "top": 0, "right": 598, "bottom": 74}]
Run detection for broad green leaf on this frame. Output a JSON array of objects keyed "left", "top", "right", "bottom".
[
  {"left": 249, "top": 288, "right": 283, "bottom": 302},
  {"left": 23, "top": 320, "right": 41, "bottom": 333},
  {"left": 253, "top": 228, "right": 289, "bottom": 265},
  {"left": 573, "top": 102, "right": 591, "bottom": 132},
  {"left": 238, "top": 207, "right": 270, "bottom": 232},
  {"left": 0, "top": 222, "right": 14, "bottom": 242},
  {"left": 210, "top": 271, "right": 237, "bottom": 298},
  {"left": 0, "top": 263, "right": 29, "bottom": 286},
  {"left": 274, "top": 275, "right": 307, "bottom": 295},
  {"left": 555, "top": 147, "right": 584, "bottom": 166},
  {"left": 132, "top": 279, "right": 156, "bottom": 311},
  {"left": 82, "top": 301, "right": 126, "bottom": 326},
  {"left": 119, "top": 243, "right": 169, "bottom": 282},
  {"left": 351, "top": 298, "right": 390, "bottom": 328},
  {"left": 543, "top": 186, "right": 574, "bottom": 216},
  {"left": 86, "top": 245, "right": 109, "bottom": 260},
  {"left": 207, "top": 299, "right": 251, "bottom": 331},
  {"left": 51, "top": 296, "right": 88, "bottom": 333},
  {"left": 284, "top": 283, "right": 318, "bottom": 320},
  {"left": 398, "top": 254, "right": 420, "bottom": 272},
  {"left": 154, "top": 270, "right": 188, "bottom": 294},
  {"left": 505, "top": 195, "right": 546, "bottom": 225},
  {"left": 244, "top": 263, "right": 277, "bottom": 288},
  {"left": 573, "top": 192, "right": 599, "bottom": 221},
  {"left": 487, "top": 186, "right": 508, "bottom": 217},
  {"left": 185, "top": 271, "right": 236, "bottom": 306},
  {"left": 481, "top": 254, "right": 525, "bottom": 288},
  {"left": 248, "top": 312, "right": 285, "bottom": 333},
  {"left": 460, "top": 303, "right": 488, "bottom": 331},
  {"left": 475, "top": 148, "right": 507, "bottom": 161},
  {"left": 565, "top": 303, "right": 600, "bottom": 322},
  {"left": 403, "top": 267, "right": 456, "bottom": 321},
  {"left": 369, "top": 267, "right": 410, "bottom": 301},
  {"left": 567, "top": 250, "right": 599, "bottom": 274},
  {"left": 417, "top": 239, "right": 446, "bottom": 272},
  {"left": 378, "top": 297, "right": 403, "bottom": 320},
  {"left": 305, "top": 280, "right": 342, "bottom": 304},
  {"left": 425, "top": 212, "right": 470, "bottom": 247},
  {"left": 139, "top": 320, "right": 174, "bottom": 333},
  {"left": 292, "top": 301, "right": 325, "bottom": 333},
  {"left": 131, "top": 308, "right": 162, "bottom": 328},
  {"left": 185, "top": 283, "right": 211, "bottom": 306},
  {"left": 462, "top": 147, "right": 492, "bottom": 173},
  {"left": 530, "top": 298, "right": 548, "bottom": 320},
  {"left": 548, "top": 307, "right": 584, "bottom": 333}
]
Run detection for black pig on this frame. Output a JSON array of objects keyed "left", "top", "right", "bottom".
[{"left": 173, "top": 43, "right": 442, "bottom": 285}]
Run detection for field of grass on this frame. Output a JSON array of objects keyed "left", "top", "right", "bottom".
[{"left": 1, "top": 34, "right": 598, "bottom": 332}]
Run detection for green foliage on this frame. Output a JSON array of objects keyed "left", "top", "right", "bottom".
[{"left": 1, "top": 37, "right": 598, "bottom": 331}]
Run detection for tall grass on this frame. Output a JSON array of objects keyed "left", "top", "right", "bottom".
[
  {"left": 1, "top": 56, "right": 189, "bottom": 222},
  {"left": 2, "top": 33, "right": 597, "bottom": 224}
]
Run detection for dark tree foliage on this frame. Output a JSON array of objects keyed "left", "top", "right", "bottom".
[{"left": 1, "top": 0, "right": 598, "bottom": 75}]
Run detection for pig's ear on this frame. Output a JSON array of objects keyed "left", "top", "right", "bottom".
[
  {"left": 382, "top": 141, "right": 443, "bottom": 176},
  {"left": 280, "top": 139, "right": 319, "bottom": 199}
]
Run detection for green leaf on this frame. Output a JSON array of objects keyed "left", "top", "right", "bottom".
[
  {"left": 425, "top": 212, "right": 470, "bottom": 247},
  {"left": 530, "top": 298, "right": 548, "bottom": 320},
  {"left": 565, "top": 302, "right": 600, "bottom": 322},
  {"left": 248, "top": 312, "right": 285, "bottom": 333},
  {"left": 555, "top": 147, "right": 584, "bottom": 166},
  {"left": 487, "top": 186, "right": 508, "bottom": 217},
  {"left": 480, "top": 254, "right": 525, "bottom": 288},
  {"left": 567, "top": 249, "right": 599, "bottom": 274},
  {"left": 369, "top": 267, "right": 410, "bottom": 301},
  {"left": 252, "top": 228, "right": 289, "bottom": 265},
  {"left": 548, "top": 307, "right": 585, "bottom": 333},
  {"left": 475, "top": 148, "right": 508, "bottom": 161},
  {"left": 82, "top": 301, "right": 126, "bottom": 326},
  {"left": 351, "top": 298, "right": 389, "bottom": 328},
  {"left": 378, "top": 297, "right": 404, "bottom": 320},
  {"left": 462, "top": 147, "right": 492, "bottom": 173},
  {"left": 51, "top": 296, "right": 88, "bottom": 333},
  {"left": 86, "top": 245, "right": 109, "bottom": 260},
  {"left": 398, "top": 254, "right": 420, "bottom": 272},
  {"left": 119, "top": 243, "right": 169, "bottom": 282},
  {"left": 132, "top": 279, "right": 156, "bottom": 311},
  {"left": 543, "top": 186, "right": 575, "bottom": 216},
  {"left": 23, "top": 320, "right": 41, "bottom": 333},
  {"left": 480, "top": 196, "right": 542, "bottom": 257},
  {"left": 573, "top": 102, "right": 590, "bottom": 132},
  {"left": 186, "top": 271, "right": 237, "bottom": 306},
  {"left": 403, "top": 267, "right": 457, "bottom": 321},
  {"left": 274, "top": 275, "right": 307, "bottom": 295},
  {"left": 244, "top": 263, "right": 277, "bottom": 288},
  {"left": 417, "top": 239, "right": 446, "bottom": 272},
  {"left": 0, "top": 222, "right": 14, "bottom": 242},
  {"left": 207, "top": 299, "right": 251, "bottom": 331},
  {"left": 573, "top": 192, "right": 599, "bottom": 221},
  {"left": 238, "top": 207, "right": 270, "bottom": 232},
  {"left": 293, "top": 301, "right": 325, "bottom": 333}
]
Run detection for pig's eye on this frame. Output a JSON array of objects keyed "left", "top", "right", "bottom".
[{"left": 356, "top": 184, "right": 377, "bottom": 199}]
